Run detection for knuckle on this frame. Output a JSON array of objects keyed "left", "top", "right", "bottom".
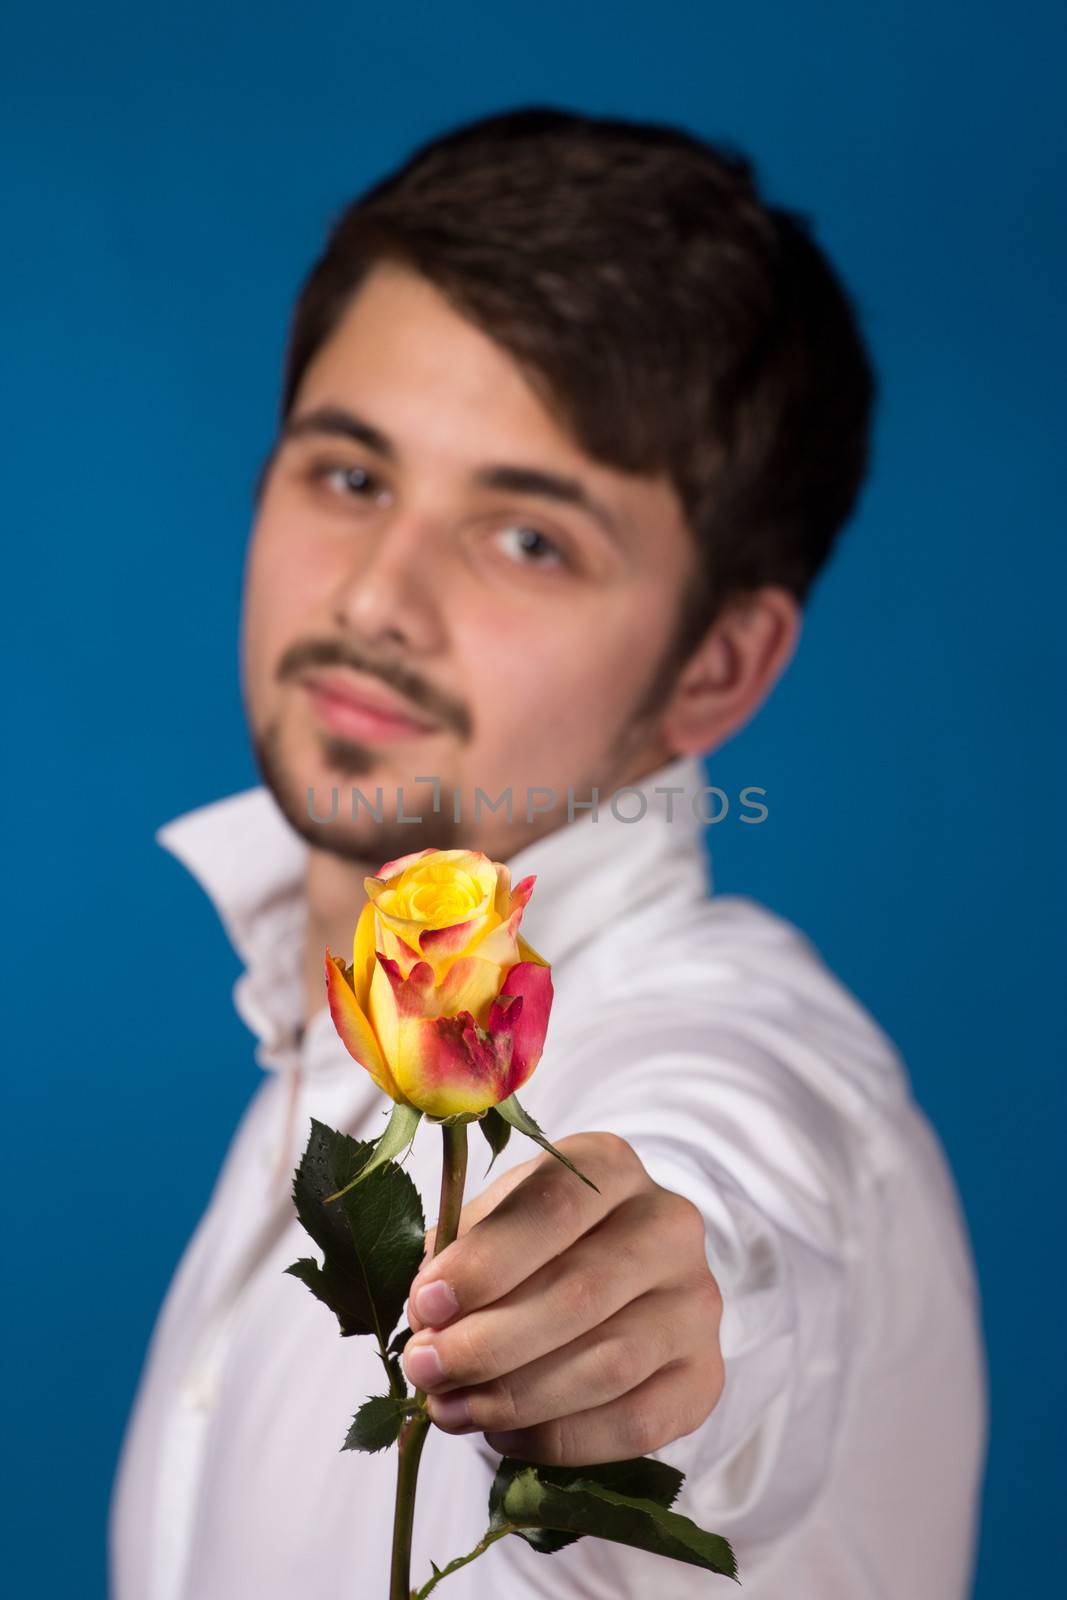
[
  {"left": 531, "top": 1172, "right": 583, "bottom": 1238},
  {"left": 596, "top": 1335, "right": 643, "bottom": 1393},
  {"left": 675, "top": 1350, "right": 726, "bottom": 1440},
  {"left": 451, "top": 1317, "right": 496, "bottom": 1380},
  {"left": 590, "top": 1130, "right": 643, "bottom": 1181},
  {"left": 448, "top": 1235, "right": 491, "bottom": 1299},
  {"left": 673, "top": 1195, "right": 708, "bottom": 1250},
  {"left": 539, "top": 1414, "right": 574, "bottom": 1466},
  {"left": 479, "top": 1376, "right": 524, "bottom": 1433},
  {"left": 595, "top": 1129, "right": 639, "bottom": 1167},
  {"left": 675, "top": 1404, "right": 705, "bottom": 1440},
  {"left": 693, "top": 1271, "right": 723, "bottom": 1326},
  {"left": 608, "top": 1225, "right": 648, "bottom": 1282},
  {"left": 620, "top": 1399, "right": 662, "bottom": 1456},
  {"left": 560, "top": 1129, "right": 642, "bottom": 1190},
  {"left": 559, "top": 1264, "right": 605, "bottom": 1327}
]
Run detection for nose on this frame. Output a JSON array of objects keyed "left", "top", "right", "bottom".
[{"left": 330, "top": 511, "right": 448, "bottom": 655}]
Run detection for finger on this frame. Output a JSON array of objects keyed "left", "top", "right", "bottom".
[
  {"left": 408, "top": 1155, "right": 544, "bottom": 1331},
  {"left": 425, "top": 1281, "right": 713, "bottom": 1437},
  {"left": 420, "top": 1151, "right": 543, "bottom": 1259},
  {"left": 455, "top": 1150, "right": 546, "bottom": 1231},
  {"left": 403, "top": 1189, "right": 680, "bottom": 1391},
  {"left": 483, "top": 1357, "right": 714, "bottom": 1466},
  {"left": 408, "top": 1132, "right": 646, "bottom": 1329}
]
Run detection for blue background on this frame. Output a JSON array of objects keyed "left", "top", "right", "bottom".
[{"left": 3, "top": 4, "right": 1063, "bottom": 1594}]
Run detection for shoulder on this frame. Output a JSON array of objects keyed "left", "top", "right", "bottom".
[
  {"left": 554, "top": 889, "right": 910, "bottom": 1123},
  {"left": 538, "top": 890, "right": 923, "bottom": 1252}
]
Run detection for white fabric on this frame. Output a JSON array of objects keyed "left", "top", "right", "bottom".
[{"left": 108, "top": 751, "right": 986, "bottom": 1599}]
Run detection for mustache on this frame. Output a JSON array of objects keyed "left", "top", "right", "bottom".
[{"left": 277, "top": 637, "right": 473, "bottom": 741}]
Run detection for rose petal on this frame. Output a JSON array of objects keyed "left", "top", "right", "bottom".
[
  {"left": 379, "top": 923, "right": 424, "bottom": 974},
  {"left": 491, "top": 862, "right": 513, "bottom": 920},
  {"left": 511, "top": 875, "right": 537, "bottom": 911},
  {"left": 488, "top": 961, "right": 554, "bottom": 1098},
  {"left": 369, "top": 847, "right": 438, "bottom": 883},
  {"left": 324, "top": 948, "right": 396, "bottom": 1098},
  {"left": 367, "top": 952, "right": 402, "bottom": 1071},
  {"left": 376, "top": 954, "right": 437, "bottom": 1018},
  {"left": 461, "top": 875, "right": 539, "bottom": 967},
  {"left": 393, "top": 1010, "right": 504, "bottom": 1117},
  {"left": 351, "top": 902, "right": 379, "bottom": 1001},
  {"left": 435, "top": 954, "right": 510, "bottom": 1021},
  {"left": 419, "top": 914, "right": 492, "bottom": 960}
]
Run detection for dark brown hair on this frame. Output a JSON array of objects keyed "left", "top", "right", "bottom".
[{"left": 275, "top": 105, "right": 876, "bottom": 657}]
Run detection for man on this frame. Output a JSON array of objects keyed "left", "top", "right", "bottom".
[{"left": 109, "top": 107, "right": 986, "bottom": 1598}]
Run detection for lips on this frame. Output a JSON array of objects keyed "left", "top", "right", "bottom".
[{"left": 300, "top": 668, "right": 441, "bottom": 734}]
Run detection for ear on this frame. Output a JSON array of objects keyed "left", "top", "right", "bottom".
[{"left": 659, "top": 585, "right": 802, "bottom": 756}]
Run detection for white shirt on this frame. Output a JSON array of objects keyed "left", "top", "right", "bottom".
[{"left": 109, "top": 751, "right": 986, "bottom": 1599}]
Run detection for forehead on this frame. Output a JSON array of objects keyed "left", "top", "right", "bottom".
[{"left": 290, "top": 261, "right": 691, "bottom": 549}]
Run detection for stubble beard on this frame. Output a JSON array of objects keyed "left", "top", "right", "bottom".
[{"left": 250, "top": 714, "right": 467, "bottom": 867}]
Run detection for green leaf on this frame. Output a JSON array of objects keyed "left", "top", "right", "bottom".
[
  {"left": 489, "top": 1457, "right": 682, "bottom": 1555},
  {"left": 284, "top": 1119, "right": 426, "bottom": 1341},
  {"left": 343, "top": 1393, "right": 416, "bottom": 1454},
  {"left": 477, "top": 1105, "right": 512, "bottom": 1174},
  {"left": 323, "top": 1101, "right": 423, "bottom": 1203},
  {"left": 488, "top": 1455, "right": 683, "bottom": 1554},
  {"left": 493, "top": 1093, "right": 600, "bottom": 1193},
  {"left": 488, "top": 1458, "right": 737, "bottom": 1579}
]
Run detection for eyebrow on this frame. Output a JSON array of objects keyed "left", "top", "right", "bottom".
[{"left": 279, "top": 403, "right": 625, "bottom": 546}]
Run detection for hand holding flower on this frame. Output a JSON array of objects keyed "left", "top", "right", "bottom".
[
  {"left": 404, "top": 1131, "right": 726, "bottom": 1466},
  {"left": 285, "top": 844, "right": 737, "bottom": 1597}
]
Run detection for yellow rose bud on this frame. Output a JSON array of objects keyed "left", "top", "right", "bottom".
[{"left": 325, "top": 847, "right": 553, "bottom": 1120}]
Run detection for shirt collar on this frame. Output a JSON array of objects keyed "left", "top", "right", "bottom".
[{"left": 154, "top": 751, "right": 714, "bottom": 1071}]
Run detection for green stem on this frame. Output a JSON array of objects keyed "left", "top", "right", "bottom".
[
  {"left": 411, "top": 1525, "right": 514, "bottom": 1598},
  {"left": 390, "top": 1122, "right": 469, "bottom": 1600}
]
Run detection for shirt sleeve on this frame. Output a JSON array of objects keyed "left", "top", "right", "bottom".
[{"left": 523, "top": 1011, "right": 863, "bottom": 1557}]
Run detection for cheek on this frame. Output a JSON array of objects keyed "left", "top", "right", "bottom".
[
  {"left": 250, "top": 515, "right": 328, "bottom": 603},
  {"left": 467, "top": 606, "right": 658, "bottom": 760},
  {"left": 242, "top": 514, "right": 334, "bottom": 658}
]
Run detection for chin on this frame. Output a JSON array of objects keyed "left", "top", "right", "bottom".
[{"left": 254, "top": 720, "right": 470, "bottom": 862}]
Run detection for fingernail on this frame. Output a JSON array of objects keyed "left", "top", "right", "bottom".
[
  {"left": 429, "top": 1392, "right": 472, "bottom": 1428},
  {"left": 404, "top": 1340, "right": 444, "bottom": 1387},
  {"left": 413, "top": 1279, "right": 459, "bottom": 1324}
]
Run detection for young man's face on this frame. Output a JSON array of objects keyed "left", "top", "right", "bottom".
[{"left": 240, "top": 260, "right": 702, "bottom": 866}]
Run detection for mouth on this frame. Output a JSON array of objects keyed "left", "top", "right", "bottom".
[{"left": 299, "top": 668, "right": 442, "bottom": 746}]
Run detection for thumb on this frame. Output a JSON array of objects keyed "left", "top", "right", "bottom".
[{"left": 417, "top": 1150, "right": 545, "bottom": 1269}]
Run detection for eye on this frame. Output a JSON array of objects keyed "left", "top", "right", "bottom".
[
  {"left": 307, "top": 461, "right": 390, "bottom": 505},
  {"left": 493, "top": 523, "right": 568, "bottom": 568}
]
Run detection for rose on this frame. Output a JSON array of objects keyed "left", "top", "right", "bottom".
[
  {"left": 322, "top": 845, "right": 589, "bottom": 1202},
  {"left": 325, "top": 846, "right": 553, "bottom": 1120}
]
